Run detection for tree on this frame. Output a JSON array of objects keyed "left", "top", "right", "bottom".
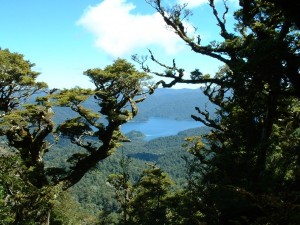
[
  {"left": 0, "top": 49, "right": 57, "bottom": 224},
  {"left": 50, "top": 191, "right": 96, "bottom": 225},
  {"left": 0, "top": 110, "right": 59, "bottom": 225},
  {"left": 0, "top": 149, "right": 16, "bottom": 224},
  {"left": 128, "top": 164, "right": 173, "bottom": 225},
  {"left": 137, "top": 0, "right": 299, "bottom": 97},
  {"left": 53, "top": 58, "right": 152, "bottom": 189},
  {"left": 0, "top": 50, "right": 52, "bottom": 190},
  {"left": 0, "top": 48, "right": 47, "bottom": 113},
  {"left": 134, "top": 0, "right": 300, "bottom": 224},
  {"left": 1, "top": 101, "right": 56, "bottom": 189},
  {"left": 0, "top": 150, "right": 56, "bottom": 225},
  {"left": 164, "top": 154, "right": 216, "bottom": 225},
  {"left": 107, "top": 154, "right": 133, "bottom": 225},
  {"left": 0, "top": 55, "right": 152, "bottom": 224}
]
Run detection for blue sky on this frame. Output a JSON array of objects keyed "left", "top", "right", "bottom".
[{"left": 0, "top": 0, "right": 239, "bottom": 89}]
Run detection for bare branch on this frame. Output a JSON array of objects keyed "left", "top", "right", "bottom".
[
  {"left": 209, "top": 0, "right": 231, "bottom": 40},
  {"left": 132, "top": 51, "right": 226, "bottom": 89},
  {"left": 192, "top": 106, "right": 222, "bottom": 131},
  {"left": 146, "top": 0, "right": 231, "bottom": 64}
]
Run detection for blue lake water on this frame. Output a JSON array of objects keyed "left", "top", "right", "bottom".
[{"left": 121, "top": 117, "right": 201, "bottom": 140}]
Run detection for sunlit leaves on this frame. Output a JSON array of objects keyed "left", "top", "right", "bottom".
[
  {"left": 0, "top": 48, "right": 47, "bottom": 113},
  {"left": 128, "top": 165, "right": 173, "bottom": 225},
  {"left": 0, "top": 154, "right": 58, "bottom": 224},
  {"left": 0, "top": 104, "right": 54, "bottom": 138},
  {"left": 54, "top": 87, "right": 94, "bottom": 107},
  {"left": 85, "top": 58, "right": 151, "bottom": 96}
]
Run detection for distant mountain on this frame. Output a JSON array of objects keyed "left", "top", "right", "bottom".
[
  {"left": 134, "top": 88, "right": 212, "bottom": 121},
  {"left": 52, "top": 88, "right": 214, "bottom": 124}
]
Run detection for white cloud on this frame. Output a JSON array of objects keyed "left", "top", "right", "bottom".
[
  {"left": 178, "top": 0, "right": 208, "bottom": 8},
  {"left": 77, "top": 0, "right": 192, "bottom": 57}
]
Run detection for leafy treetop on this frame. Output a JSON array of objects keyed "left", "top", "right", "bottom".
[{"left": 0, "top": 48, "right": 47, "bottom": 113}]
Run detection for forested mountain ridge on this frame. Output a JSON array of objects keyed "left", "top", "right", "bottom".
[
  {"left": 133, "top": 88, "right": 212, "bottom": 121},
  {"left": 52, "top": 88, "right": 213, "bottom": 124}
]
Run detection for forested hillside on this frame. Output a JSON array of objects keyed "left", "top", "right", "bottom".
[{"left": 44, "top": 127, "right": 209, "bottom": 219}]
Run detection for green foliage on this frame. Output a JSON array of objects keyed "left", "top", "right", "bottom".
[
  {"left": 44, "top": 128, "right": 200, "bottom": 218},
  {"left": 0, "top": 48, "right": 47, "bottom": 113},
  {"left": 194, "top": 86, "right": 300, "bottom": 224},
  {"left": 137, "top": 0, "right": 300, "bottom": 224},
  {"left": 51, "top": 191, "right": 96, "bottom": 225},
  {"left": 55, "top": 87, "right": 94, "bottom": 106},
  {"left": 0, "top": 53, "right": 153, "bottom": 223},
  {"left": 0, "top": 152, "right": 57, "bottom": 224},
  {"left": 96, "top": 210, "right": 120, "bottom": 225},
  {"left": 0, "top": 182, "right": 14, "bottom": 224},
  {"left": 0, "top": 102, "right": 55, "bottom": 188},
  {"left": 107, "top": 154, "right": 133, "bottom": 225},
  {"left": 51, "top": 58, "right": 152, "bottom": 189},
  {"left": 128, "top": 164, "right": 173, "bottom": 225},
  {"left": 57, "top": 116, "right": 94, "bottom": 138},
  {"left": 85, "top": 58, "right": 151, "bottom": 97}
]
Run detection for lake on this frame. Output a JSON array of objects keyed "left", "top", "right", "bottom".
[{"left": 121, "top": 117, "right": 201, "bottom": 140}]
